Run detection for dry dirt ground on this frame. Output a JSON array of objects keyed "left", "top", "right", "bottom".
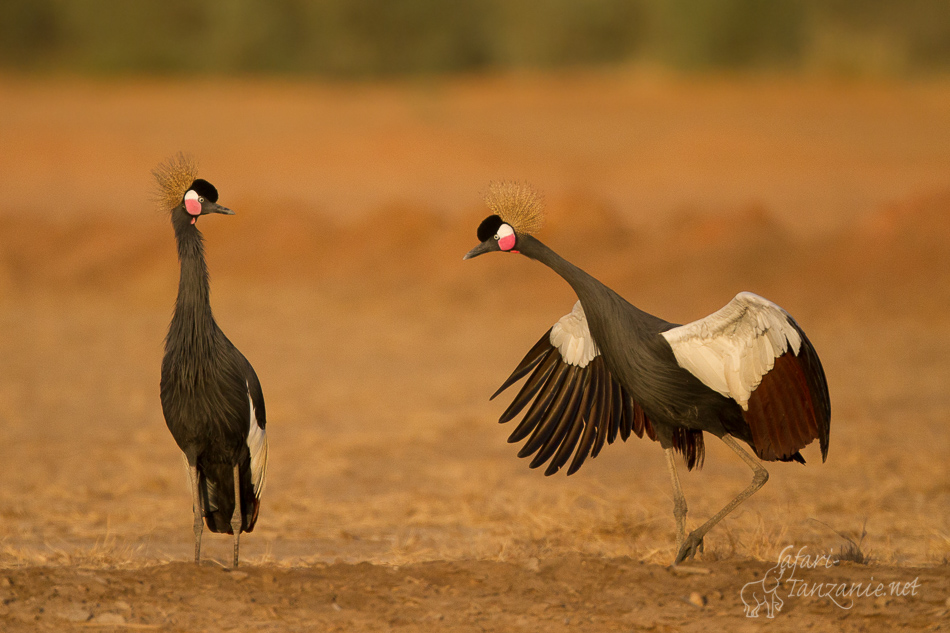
[{"left": 1, "top": 73, "right": 949, "bottom": 631}]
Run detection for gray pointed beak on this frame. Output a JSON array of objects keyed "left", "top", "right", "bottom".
[
  {"left": 208, "top": 203, "right": 235, "bottom": 216},
  {"left": 463, "top": 241, "right": 493, "bottom": 260}
]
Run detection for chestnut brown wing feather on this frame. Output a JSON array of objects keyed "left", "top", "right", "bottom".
[{"left": 743, "top": 324, "right": 831, "bottom": 463}]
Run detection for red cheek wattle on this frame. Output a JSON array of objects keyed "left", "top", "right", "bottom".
[
  {"left": 499, "top": 234, "right": 516, "bottom": 251},
  {"left": 185, "top": 199, "right": 202, "bottom": 216}
]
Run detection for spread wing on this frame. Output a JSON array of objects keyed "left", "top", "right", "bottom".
[
  {"left": 662, "top": 292, "right": 830, "bottom": 462},
  {"left": 491, "top": 301, "right": 662, "bottom": 476}
]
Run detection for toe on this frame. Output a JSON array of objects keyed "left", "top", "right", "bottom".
[{"left": 672, "top": 533, "right": 705, "bottom": 565}]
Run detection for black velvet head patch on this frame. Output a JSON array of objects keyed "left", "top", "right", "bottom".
[
  {"left": 188, "top": 179, "right": 219, "bottom": 203},
  {"left": 477, "top": 215, "right": 504, "bottom": 242}
]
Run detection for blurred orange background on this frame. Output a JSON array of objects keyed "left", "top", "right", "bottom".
[{"left": 0, "top": 0, "right": 948, "bottom": 592}]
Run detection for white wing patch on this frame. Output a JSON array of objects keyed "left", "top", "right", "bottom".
[
  {"left": 661, "top": 292, "right": 802, "bottom": 411},
  {"left": 246, "top": 383, "right": 268, "bottom": 498},
  {"left": 550, "top": 301, "right": 600, "bottom": 367}
]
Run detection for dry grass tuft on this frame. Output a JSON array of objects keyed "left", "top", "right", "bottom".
[
  {"left": 712, "top": 514, "right": 791, "bottom": 562},
  {"left": 812, "top": 518, "right": 873, "bottom": 565},
  {"left": 0, "top": 534, "right": 156, "bottom": 569}
]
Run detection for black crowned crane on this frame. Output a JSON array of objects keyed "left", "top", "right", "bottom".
[
  {"left": 154, "top": 154, "right": 268, "bottom": 567},
  {"left": 464, "top": 182, "right": 830, "bottom": 565}
]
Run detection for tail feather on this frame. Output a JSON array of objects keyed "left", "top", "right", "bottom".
[{"left": 198, "top": 459, "right": 259, "bottom": 534}]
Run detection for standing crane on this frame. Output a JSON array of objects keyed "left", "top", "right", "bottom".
[
  {"left": 154, "top": 154, "right": 268, "bottom": 567},
  {"left": 464, "top": 182, "right": 830, "bottom": 564}
]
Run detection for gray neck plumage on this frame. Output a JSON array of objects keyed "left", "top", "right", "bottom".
[
  {"left": 517, "top": 234, "right": 670, "bottom": 334},
  {"left": 169, "top": 216, "right": 216, "bottom": 352},
  {"left": 517, "top": 234, "right": 610, "bottom": 304}
]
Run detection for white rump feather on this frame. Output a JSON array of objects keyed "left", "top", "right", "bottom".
[
  {"left": 549, "top": 301, "right": 600, "bottom": 367},
  {"left": 661, "top": 292, "right": 802, "bottom": 410}
]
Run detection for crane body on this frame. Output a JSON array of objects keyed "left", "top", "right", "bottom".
[
  {"left": 154, "top": 154, "right": 268, "bottom": 567},
  {"left": 466, "top": 182, "right": 830, "bottom": 564}
]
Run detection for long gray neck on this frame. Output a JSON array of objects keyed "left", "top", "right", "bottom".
[
  {"left": 168, "top": 215, "right": 216, "bottom": 353},
  {"left": 517, "top": 235, "right": 613, "bottom": 306},
  {"left": 517, "top": 234, "right": 670, "bottom": 334}
]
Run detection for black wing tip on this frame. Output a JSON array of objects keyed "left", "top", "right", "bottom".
[
  {"left": 517, "top": 444, "right": 539, "bottom": 459},
  {"left": 491, "top": 330, "right": 555, "bottom": 401},
  {"left": 565, "top": 458, "right": 585, "bottom": 476},
  {"left": 497, "top": 348, "right": 559, "bottom": 424},
  {"left": 792, "top": 320, "right": 833, "bottom": 456}
]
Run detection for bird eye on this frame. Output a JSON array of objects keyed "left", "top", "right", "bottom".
[
  {"left": 199, "top": 197, "right": 205, "bottom": 203},
  {"left": 494, "top": 234, "right": 499, "bottom": 240}
]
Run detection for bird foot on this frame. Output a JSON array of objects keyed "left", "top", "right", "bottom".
[{"left": 673, "top": 531, "right": 705, "bottom": 565}]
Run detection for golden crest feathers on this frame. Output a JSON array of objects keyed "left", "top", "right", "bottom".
[
  {"left": 152, "top": 152, "right": 198, "bottom": 211},
  {"left": 485, "top": 181, "right": 545, "bottom": 236}
]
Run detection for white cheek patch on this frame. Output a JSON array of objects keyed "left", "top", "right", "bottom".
[
  {"left": 184, "top": 190, "right": 201, "bottom": 216},
  {"left": 497, "top": 223, "right": 516, "bottom": 251}
]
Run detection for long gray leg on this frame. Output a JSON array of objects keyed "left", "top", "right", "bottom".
[
  {"left": 188, "top": 461, "right": 203, "bottom": 564},
  {"left": 231, "top": 464, "right": 242, "bottom": 567},
  {"left": 673, "top": 435, "right": 769, "bottom": 565},
  {"left": 664, "top": 448, "right": 688, "bottom": 544}
]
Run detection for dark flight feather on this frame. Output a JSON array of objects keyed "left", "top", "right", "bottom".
[
  {"left": 494, "top": 338, "right": 661, "bottom": 476},
  {"left": 491, "top": 330, "right": 553, "bottom": 400},
  {"left": 545, "top": 371, "right": 593, "bottom": 475},
  {"left": 508, "top": 361, "right": 568, "bottom": 443},
  {"left": 499, "top": 348, "right": 557, "bottom": 424},
  {"left": 527, "top": 366, "right": 585, "bottom": 466}
]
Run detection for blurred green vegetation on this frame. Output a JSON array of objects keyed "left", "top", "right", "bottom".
[{"left": 2, "top": 0, "right": 949, "bottom": 76}]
